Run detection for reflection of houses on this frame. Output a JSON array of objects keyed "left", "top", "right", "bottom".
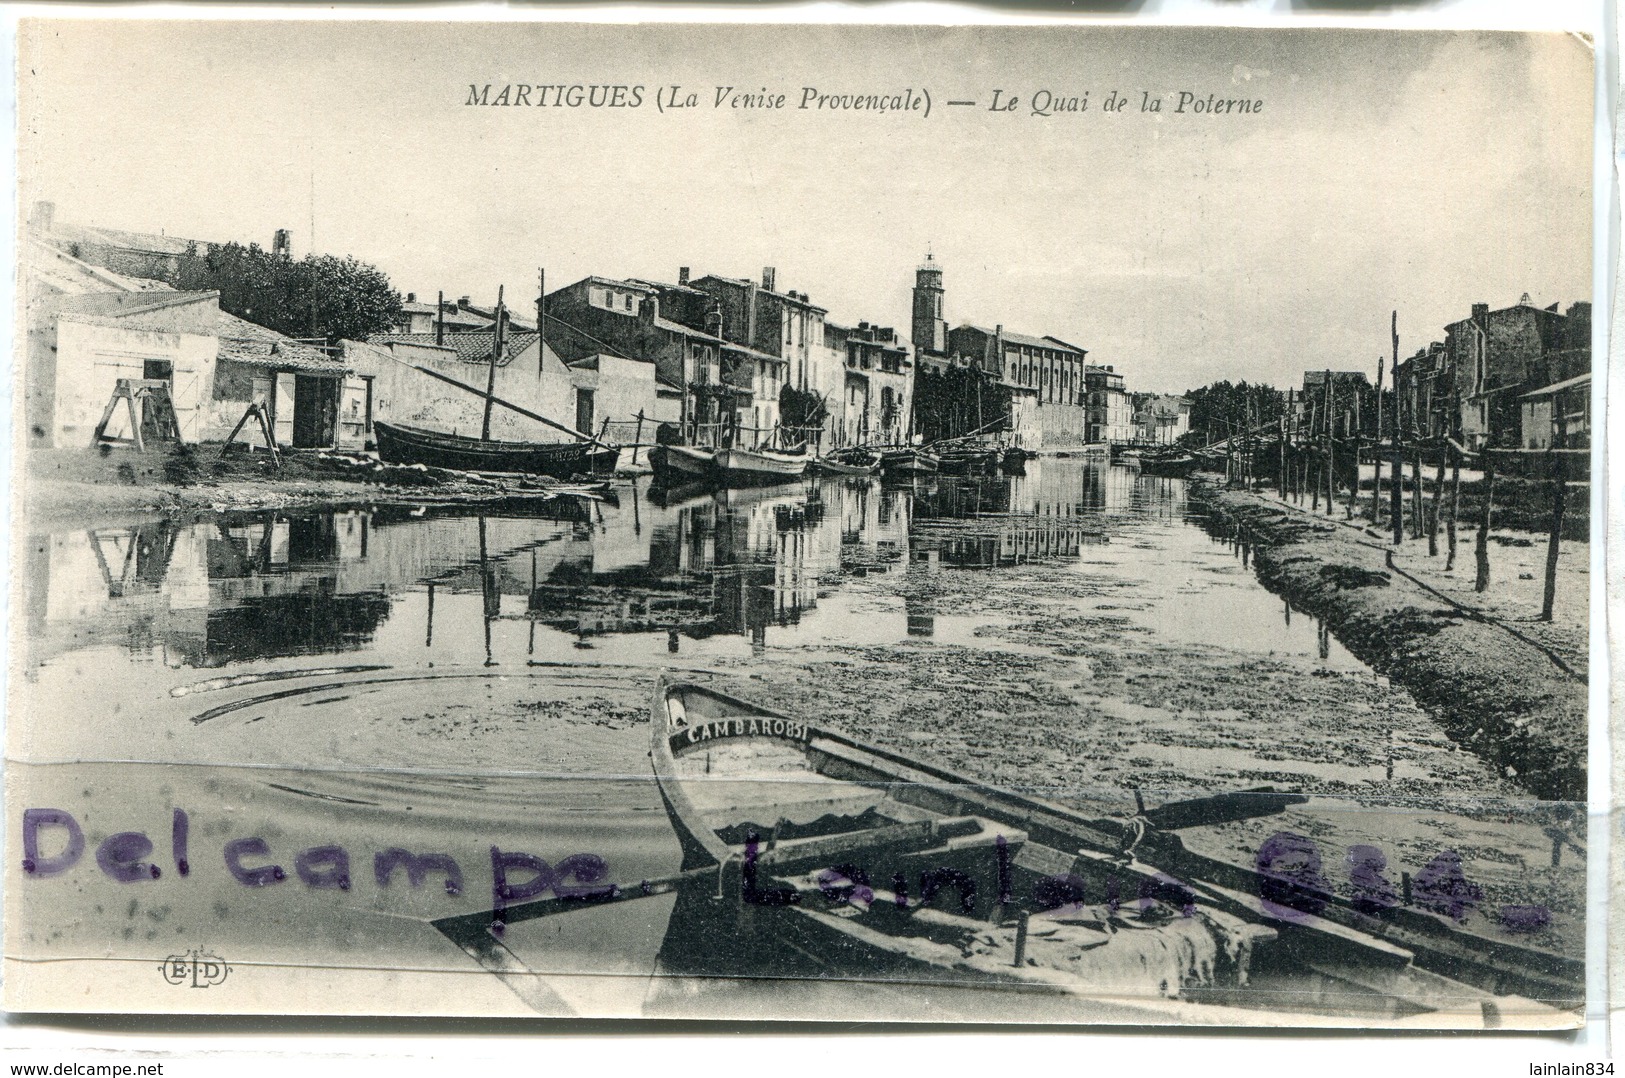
[
  {"left": 22, "top": 513, "right": 393, "bottom": 670},
  {"left": 909, "top": 460, "right": 1095, "bottom": 568}
]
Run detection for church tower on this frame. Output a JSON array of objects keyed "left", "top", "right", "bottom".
[{"left": 911, "top": 252, "right": 948, "bottom": 356}]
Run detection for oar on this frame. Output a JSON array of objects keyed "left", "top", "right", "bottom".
[
  {"left": 430, "top": 863, "right": 720, "bottom": 945},
  {"left": 1139, "top": 787, "right": 1308, "bottom": 832}
]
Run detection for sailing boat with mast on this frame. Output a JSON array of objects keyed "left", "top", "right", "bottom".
[{"left": 374, "top": 283, "right": 621, "bottom": 478}]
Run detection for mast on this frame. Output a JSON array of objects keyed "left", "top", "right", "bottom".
[{"left": 482, "top": 284, "right": 505, "bottom": 441}]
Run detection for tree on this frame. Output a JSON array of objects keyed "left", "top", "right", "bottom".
[
  {"left": 1182, "top": 380, "right": 1288, "bottom": 443},
  {"left": 176, "top": 242, "right": 402, "bottom": 344}
]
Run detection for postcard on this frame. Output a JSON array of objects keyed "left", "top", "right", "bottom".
[{"left": 4, "top": 18, "right": 1597, "bottom": 1028}]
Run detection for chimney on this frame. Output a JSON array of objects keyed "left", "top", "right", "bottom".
[
  {"left": 679, "top": 266, "right": 690, "bottom": 286},
  {"left": 762, "top": 267, "right": 776, "bottom": 292},
  {"left": 459, "top": 296, "right": 472, "bottom": 308},
  {"left": 30, "top": 200, "right": 55, "bottom": 233},
  {"left": 436, "top": 290, "right": 445, "bottom": 346},
  {"left": 272, "top": 229, "right": 291, "bottom": 258},
  {"left": 406, "top": 292, "right": 416, "bottom": 303}
]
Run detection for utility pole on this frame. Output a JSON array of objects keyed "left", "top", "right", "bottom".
[
  {"left": 1389, "top": 313, "right": 1403, "bottom": 545},
  {"left": 536, "top": 268, "right": 546, "bottom": 378},
  {"left": 482, "top": 284, "right": 505, "bottom": 441},
  {"left": 1371, "top": 355, "right": 1384, "bottom": 524}
]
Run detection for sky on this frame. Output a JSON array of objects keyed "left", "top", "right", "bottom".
[{"left": 17, "top": 20, "right": 1595, "bottom": 394}]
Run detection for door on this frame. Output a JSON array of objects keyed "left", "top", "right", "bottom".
[
  {"left": 292, "top": 375, "right": 337, "bottom": 448},
  {"left": 575, "top": 388, "right": 595, "bottom": 436},
  {"left": 274, "top": 374, "right": 296, "bottom": 447},
  {"left": 140, "top": 360, "right": 174, "bottom": 444}
]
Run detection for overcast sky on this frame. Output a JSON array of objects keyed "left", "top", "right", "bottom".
[{"left": 18, "top": 20, "right": 1593, "bottom": 393}]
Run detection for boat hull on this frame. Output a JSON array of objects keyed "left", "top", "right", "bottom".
[
  {"left": 712, "top": 447, "right": 809, "bottom": 486},
  {"left": 879, "top": 449, "right": 938, "bottom": 475},
  {"left": 649, "top": 445, "right": 717, "bottom": 487},
  {"left": 647, "top": 679, "right": 1583, "bottom": 1017},
  {"left": 373, "top": 421, "right": 613, "bottom": 478}
]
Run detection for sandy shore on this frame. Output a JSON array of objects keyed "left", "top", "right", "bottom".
[{"left": 1190, "top": 479, "right": 1587, "bottom": 803}]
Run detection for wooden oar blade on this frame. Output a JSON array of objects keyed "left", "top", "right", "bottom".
[{"left": 1143, "top": 787, "right": 1308, "bottom": 831}]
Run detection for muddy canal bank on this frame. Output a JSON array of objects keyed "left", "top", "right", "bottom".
[{"left": 1189, "top": 480, "right": 1586, "bottom": 803}]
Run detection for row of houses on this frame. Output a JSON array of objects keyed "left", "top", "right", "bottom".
[
  {"left": 27, "top": 203, "right": 1179, "bottom": 457},
  {"left": 1393, "top": 293, "right": 1591, "bottom": 453}
]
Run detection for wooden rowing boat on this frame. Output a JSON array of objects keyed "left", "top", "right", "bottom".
[
  {"left": 645, "top": 679, "right": 1583, "bottom": 1021},
  {"left": 1138, "top": 450, "right": 1203, "bottom": 478},
  {"left": 373, "top": 421, "right": 617, "bottom": 478},
  {"left": 879, "top": 448, "right": 938, "bottom": 475},
  {"left": 712, "top": 446, "right": 809, "bottom": 486},
  {"left": 810, "top": 451, "right": 880, "bottom": 477},
  {"left": 649, "top": 444, "right": 717, "bottom": 487}
]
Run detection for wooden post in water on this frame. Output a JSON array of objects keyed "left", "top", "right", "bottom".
[
  {"left": 1347, "top": 396, "right": 1361, "bottom": 519},
  {"left": 1428, "top": 437, "right": 1446, "bottom": 556},
  {"left": 1389, "top": 315, "right": 1403, "bottom": 545},
  {"left": 481, "top": 285, "right": 506, "bottom": 441},
  {"left": 1410, "top": 443, "right": 1424, "bottom": 540},
  {"left": 1322, "top": 370, "right": 1334, "bottom": 513},
  {"left": 1541, "top": 412, "right": 1567, "bottom": 621},
  {"left": 1474, "top": 442, "right": 1496, "bottom": 593},
  {"left": 1371, "top": 355, "right": 1384, "bottom": 524},
  {"left": 1279, "top": 397, "right": 1289, "bottom": 500},
  {"left": 1309, "top": 401, "right": 1320, "bottom": 512}
]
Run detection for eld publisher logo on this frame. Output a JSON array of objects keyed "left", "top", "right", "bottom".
[{"left": 159, "top": 948, "right": 230, "bottom": 988}]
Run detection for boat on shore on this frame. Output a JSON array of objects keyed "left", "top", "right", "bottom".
[
  {"left": 373, "top": 421, "right": 618, "bottom": 479},
  {"left": 644, "top": 678, "right": 1582, "bottom": 1023}
]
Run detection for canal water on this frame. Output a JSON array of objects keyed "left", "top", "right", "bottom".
[{"left": 8, "top": 458, "right": 1572, "bottom": 1019}]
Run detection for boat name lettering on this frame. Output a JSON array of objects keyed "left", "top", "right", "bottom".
[{"left": 683, "top": 718, "right": 809, "bottom": 745}]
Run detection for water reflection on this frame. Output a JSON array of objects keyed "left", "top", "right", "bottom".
[{"left": 23, "top": 460, "right": 1328, "bottom": 673}]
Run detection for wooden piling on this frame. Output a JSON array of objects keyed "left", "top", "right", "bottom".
[
  {"left": 1371, "top": 354, "right": 1384, "bottom": 524},
  {"left": 1425, "top": 438, "right": 1443, "bottom": 556},
  {"left": 1475, "top": 445, "right": 1496, "bottom": 593},
  {"left": 1411, "top": 444, "right": 1424, "bottom": 540},
  {"left": 1541, "top": 415, "right": 1567, "bottom": 621},
  {"left": 1389, "top": 314, "right": 1403, "bottom": 546}
]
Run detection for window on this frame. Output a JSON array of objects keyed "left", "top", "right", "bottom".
[{"left": 625, "top": 294, "right": 634, "bottom": 311}]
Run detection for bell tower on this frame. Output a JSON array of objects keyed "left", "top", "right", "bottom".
[{"left": 912, "top": 252, "right": 948, "bottom": 356}]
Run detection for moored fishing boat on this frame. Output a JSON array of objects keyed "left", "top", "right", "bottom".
[
  {"left": 712, "top": 446, "right": 809, "bottom": 486},
  {"left": 879, "top": 448, "right": 938, "bottom": 475},
  {"left": 644, "top": 679, "right": 1583, "bottom": 1023},
  {"left": 1138, "top": 449, "right": 1203, "bottom": 478},
  {"left": 373, "top": 420, "right": 618, "bottom": 478},
  {"left": 810, "top": 448, "right": 881, "bottom": 476},
  {"left": 649, "top": 444, "right": 718, "bottom": 487}
]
